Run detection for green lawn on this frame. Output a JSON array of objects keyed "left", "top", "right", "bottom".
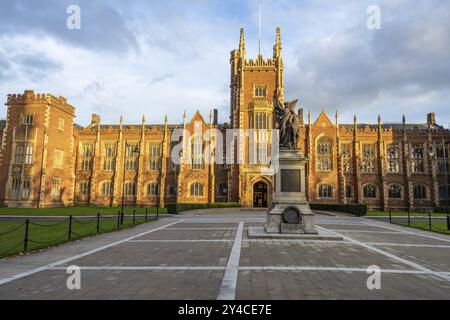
[
  {"left": 0, "top": 206, "right": 167, "bottom": 216},
  {"left": 393, "top": 220, "right": 450, "bottom": 235},
  {"left": 366, "top": 211, "right": 448, "bottom": 217},
  {"left": 0, "top": 215, "right": 157, "bottom": 259}
]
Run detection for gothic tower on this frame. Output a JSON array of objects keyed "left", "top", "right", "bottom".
[{"left": 229, "top": 27, "right": 284, "bottom": 207}]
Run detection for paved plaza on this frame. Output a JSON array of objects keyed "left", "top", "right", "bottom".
[{"left": 0, "top": 209, "right": 449, "bottom": 300}]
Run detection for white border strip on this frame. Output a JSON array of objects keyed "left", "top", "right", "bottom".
[
  {"left": 329, "top": 230, "right": 402, "bottom": 234},
  {"left": 0, "top": 220, "right": 185, "bottom": 286},
  {"left": 316, "top": 226, "right": 450, "bottom": 281},
  {"left": 129, "top": 240, "right": 234, "bottom": 243},
  {"left": 217, "top": 221, "right": 244, "bottom": 300}
]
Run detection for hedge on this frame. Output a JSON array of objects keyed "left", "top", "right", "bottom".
[
  {"left": 434, "top": 207, "right": 450, "bottom": 213},
  {"left": 309, "top": 203, "right": 368, "bottom": 217},
  {"left": 166, "top": 202, "right": 240, "bottom": 214}
]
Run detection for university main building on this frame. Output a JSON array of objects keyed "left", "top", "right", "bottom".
[{"left": 0, "top": 28, "right": 449, "bottom": 211}]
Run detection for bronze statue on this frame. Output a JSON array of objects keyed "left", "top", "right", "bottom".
[{"left": 274, "top": 89, "right": 301, "bottom": 150}]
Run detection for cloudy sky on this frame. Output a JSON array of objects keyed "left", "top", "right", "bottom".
[{"left": 0, "top": 0, "right": 449, "bottom": 127}]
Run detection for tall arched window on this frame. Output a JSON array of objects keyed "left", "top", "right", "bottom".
[
  {"left": 125, "top": 181, "right": 136, "bottom": 196},
  {"left": 317, "top": 136, "right": 333, "bottom": 171},
  {"left": 191, "top": 139, "right": 204, "bottom": 170},
  {"left": 388, "top": 184, "right": 402, "bottom": 199},
  {"left": 218, "top": 182, "right": 228, "bottom": 198},
  {"left": 79, "top": 181, "right": 90, "bottom": 196},
  {"left": 318, "top": 184, "right": 333, "bottom": 199},
  {"left": 190, "top": 182, "right": 204, "bottom": 197},
  {"left": 413, "top": 184, "right": 427, "bottom": 199},
  {"left": 363, "top": 184, "right": 377, "bottom": 198},
  {"left": 147, "top": 182, "right": 159, "bottom": 196},
  {"left": 346, "top": 184, "right": 354, "bottom": 198},
  {"left": 101, "top": 181, "right": 113, "bottom": 196}
]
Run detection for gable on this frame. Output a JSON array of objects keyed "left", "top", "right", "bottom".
[{"left": 313, "top": 111, "right": 334, "bottom": 128}]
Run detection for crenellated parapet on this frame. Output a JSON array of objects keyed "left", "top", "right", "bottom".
[{"left": 7, "top": 90, "right": 75, "bottom": 116}]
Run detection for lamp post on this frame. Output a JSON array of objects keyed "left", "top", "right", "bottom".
[{"left": 121, "top": 143, "right": 139, "bottom": 224}]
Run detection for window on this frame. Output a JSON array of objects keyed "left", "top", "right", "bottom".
[
  {"left": 318, "top": 184, "right": 333, "bottom": 198},
  {"left": 439, "top": 185, "right": 450, "bottom": 201},
  {"left": 57, "top": 118, "right": 65, "bottom": 131},
  {"left": 254, "top": 85, "right": 266, "bottom": 98},
  {"left": 436, "top": 143, "right": 449, "bottom": 174},
  {"left": 388, "top": 184, "right": 402, "bottom": 199},
  {"left": 125, "top": 144, "right": 139, "bottom": 171},
  {"left": 341, "top": 144, "right": 352, "bottom": 173},
  {"left": 411, "top": 144, "right": 425, "bottom": 173},
  {"left": 14, "top": 145, "right": 24, "bottom": 164},
  {"left": 51, "top": 178, "right": 61, "bottom": 200},
  {"left": 363, "top": 184, "right": 377, "bottom": 198},
  {"left": 190, "top": 182, "right": 204, "bottom": 197},
  {"left": 11, "top": 178, "right": 20, "bottom": 199},
  {"left": 147, "top": 182, "right": 159, "bottom": 196},
  {"left": 101, "top": 181, "right": 113, "bottom": 196},
  {"left": 169, "top": 142, "right": 180, "bottom": 172},
  {"left": 317, "top": 136, "right": 333, "bottom": 171},
  {"left": 346, "top": 184, "right": 354, "bottom": 198},
  {"left": 218, "top": 182, "right": 228, "bottom": 198},
  {"left": 361, "top": 144, "right": 376, "bottom": 173},
  {"left": 387, "top": 144, "right": 401, "bottom": 174},
  {"left": 191, "top": 139, "right": 204, "bottom": 170},
  {"left": 21, "top": 114, "right": 34, "bottom": 125},
  {"left": 168, "top": 184, "right": 176, "bottom": 196},
  {"left": 148, "top": 143, "right": 161, "bottom": 171},
  {"left": 80, "top": 143, "right": 94, "bottom": 171},
  {"left": 103, "top": 144, "right": 116, "bottom": 171},
  {"left": 15, "top": 143, "right": 34, "bottom": 164},
  {"left": 25, "top": 144, "right": 33, "bottom": 164},
  {"left": 252, "top": 112, "right": 270, "bottom": 130},
  {"left": 53, "top": 149, "right": 64, "bottom": 169},
  {"left": 124, "top": 181, "right": 136, "bottom": 196},
  {"left": 78, "top": 181, "right": 90, "bottom": 196},
  {"left": 22, "top": 180, "right": 31, "bottom": 199},
  {"left": 413, "top": 184, "right": 427, "bottom": 199}
]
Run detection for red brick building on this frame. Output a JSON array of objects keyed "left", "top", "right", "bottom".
[{"left": 0, "top": 28, "right": 449, "bottom": 210}]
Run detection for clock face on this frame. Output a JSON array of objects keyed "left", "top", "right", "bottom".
[{"left": 12, "top": 166, "right": 21, "bottom": 174}]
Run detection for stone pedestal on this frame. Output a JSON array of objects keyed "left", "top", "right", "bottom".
[{"left": 264, "top": 148, "right": 317, "bottom": 234}]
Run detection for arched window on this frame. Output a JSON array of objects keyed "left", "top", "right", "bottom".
[
  {"left": 363, "top": 184, "right": 377, "bottom": 198},
  {"left": 318, "top": 184, "right": 333, "bottom": 199},
  {"left": 346, "top": 184, "right": 354, "bottom": 198},
  {"left": 101, "top": 181, "right": 113, "bottom": 196},
  {"left": 191, "top": 138, "right": 204, "bottom": 170},
  {"left": 218, "top": 182, "right": 228, "bottom": 198},
  {"left": 190, "top": 182, "right": 204, "bottom": 197},
  {"left": 388, "top": 184, "right": 402, "bottom": 199},
  {"left": 439, "top": 185, "right": 450, "bottom": 200},
  {"left": 317, "top": 136, "right": 333, "bottom": 171},
  {"left": 125, "top": 181, "right": 136, "bottom": 196},
  {"left": 79, "top": 181, "right": 90, "bottom": 196},
  {"left": 147, "top": 182, "right": 159, "bottom": 196},
  {"left": 413, "top": 184, "right": 427, "bottom": 199}
]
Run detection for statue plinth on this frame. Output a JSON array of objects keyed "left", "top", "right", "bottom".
[{"left": 265, "top": 148, "right": 317, "bottom": 234}]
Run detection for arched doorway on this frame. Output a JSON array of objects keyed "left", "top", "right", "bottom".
[{"left": 253, "top": 181, "right": 268, "bottom": 208}]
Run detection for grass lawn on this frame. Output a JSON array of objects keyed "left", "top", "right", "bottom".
[
  {"left": 0, "top": 214, "right": 156, "bottom": 259},
  {"left": 0, "top": 206, "right": 167, "bottom": 216},
  {"left": 366, "top": 211, "right": 448, "bottom": 217},
  {"left": 393, "top": 220, "right": 450, "bottom": 235}
]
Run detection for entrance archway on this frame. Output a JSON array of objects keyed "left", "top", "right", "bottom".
[{"left": 253, "top": 181, "right": 268, "bottom": 208}]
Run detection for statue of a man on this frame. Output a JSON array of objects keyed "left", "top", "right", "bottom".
[{"left": 274, "top": 89, "right": 301, "bottom": 150}]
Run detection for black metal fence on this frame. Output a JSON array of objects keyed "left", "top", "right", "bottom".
[
  {"left": 388, "top": 210, "right": 450, "bottom": 234},
  {"left": 0, "top": 207, "right": 160, "bottom": 259}
]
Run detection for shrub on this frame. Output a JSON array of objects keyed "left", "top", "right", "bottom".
[
  {"left": 434, "top": 207, "right": 450, "bottom": 214},
  {"left": 166, "top": 202, "right": 240, "bottom": 214},
  {"left": 309, "top": 203, "right": 368, "bottom": 217}
]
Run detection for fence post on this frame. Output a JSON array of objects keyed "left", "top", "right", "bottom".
[
  {"left": 68, "top": 215, "right": 73, "bottom": 240},
  {"left": 145, "top": 208, "right": 148, "bottom": 222},
  {"left": 133, "top": 209, "right": 136, "bottom": 226},
  {"left": 408, "top": 210, "right": 411, "bottom": 226},
  {"left": 447, "top": 214, "right": 450, "bottom": 231},
  {"left": 157, "top": 206, "right": 159, "bottom": 220},
  {"left": 117, "top": 211, "right": 120, "bottom": 230},
  {"left": 429, "top": 212, "right": 432, "bottom": 231},
  {"left": 96, "top": 213, "right": 100, "bottom": 234},
  {"left": 24, "top": 219, "right": 30, "bottom": 253},
  {"left": 389, "top": 209, "right": 392, "bottom": 224}
]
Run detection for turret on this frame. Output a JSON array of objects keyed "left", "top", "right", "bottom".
[{"left": 273, "top": 27, "right": 282, "bottom": 60}]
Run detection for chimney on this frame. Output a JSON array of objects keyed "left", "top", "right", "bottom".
[
  {"left": 427, "top": 113, "right": 436, "bottom": 126},
  {"left": 213, "top": 109, "right": 218, "bottom": 125},
  {"left": 298, "top": 108, "right": 304, "bottom": 125}
]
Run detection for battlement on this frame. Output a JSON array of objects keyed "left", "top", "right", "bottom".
[
  {"left": 6, "top": 90, "right": 75, "bottom": 116},
  {"left": 244, "top": 55, "right": 276, "bottom": 68}
]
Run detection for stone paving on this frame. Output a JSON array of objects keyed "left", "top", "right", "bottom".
[{"left": 0, "top": 209, "right": 449, "bottom": 300}]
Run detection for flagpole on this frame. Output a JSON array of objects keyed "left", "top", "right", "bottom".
[{"left": 258, "top": 1, "right": 262, "bottom": 55}]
